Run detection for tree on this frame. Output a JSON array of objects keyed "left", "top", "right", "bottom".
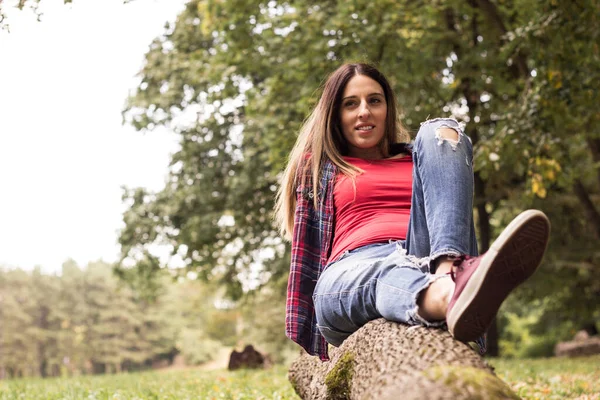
[
  {"left": 0, "top": 269, "right": 38, "bottom": 378},
  {"left": 0, "top": 261, "right": 187, "bottom": 378},
  {"left": 119, "top": 0, "right": 600, "bottom": 355}
]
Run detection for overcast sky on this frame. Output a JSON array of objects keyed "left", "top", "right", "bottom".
[{"left": 0, "top": 0, "right": 187, "bottom": 273}]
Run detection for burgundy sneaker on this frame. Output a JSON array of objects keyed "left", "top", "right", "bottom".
[{"left": 446, "top": 210, "right": 551, "bottom": 342}]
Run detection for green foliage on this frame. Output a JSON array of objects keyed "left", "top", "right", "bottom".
[
  {"left": 0, "top": 263, "right": 258, "bottom": 377},
  {"left": 121, "top": 0, "right": 598, "bottom": 268},
  {"left": 498, "top": 298, "right": 574, "bottom": 359},
  {"left": 0, "top": 269, "right": 40, "bottom": 377},
  {"left": 116, "top": 0, "right": 600, "bottom": 357},
  {"left": 167, "top": 278, "right": 241, "bottom": 365},
  {"left": 498, "top": 193, "right": 600, "bottom": 357},
  {"left": 177, "top": 328, "right": 222, "bottom": 365},
  {"left": 0, "top": 262, "right": 178, "bottom": 377}
]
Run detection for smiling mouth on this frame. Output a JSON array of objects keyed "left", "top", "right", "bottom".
[{"left": 356, "top": 126, "right": 375, "bottom": 131}]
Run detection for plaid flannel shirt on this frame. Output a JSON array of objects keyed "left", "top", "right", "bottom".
[{"left": 285, "top": 159, "right": 337, "bottom": 361}]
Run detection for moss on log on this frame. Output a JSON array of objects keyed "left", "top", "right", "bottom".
[
  {"left": 288, "top": 319, "right": 518, "bottom": 400},
  {"left": 324, "top": 351, "right": 354, "bottom": 400}
]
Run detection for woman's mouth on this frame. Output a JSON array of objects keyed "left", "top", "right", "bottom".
[{"left": 356, "top": 125, "right": 375, "bottom": 132}]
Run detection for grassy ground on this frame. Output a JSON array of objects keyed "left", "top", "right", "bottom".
[
  {"left": 0, "top": 356, "right": 598, "bottom": 399},
  {"left": 489, "top": 355, "right": 600, "bottom": 400},
  {"left": 0, "top": 365, "right": 298, "bottom": 400}
]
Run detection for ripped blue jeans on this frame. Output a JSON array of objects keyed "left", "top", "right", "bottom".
[{"left": 313, "top": 118, "right": 479, "bottom": 346}]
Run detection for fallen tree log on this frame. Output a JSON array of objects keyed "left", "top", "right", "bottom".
[
  {"left": 289, "top": 319, "right": 518, "bottom": 400},
  {"left": 554, "top": 330, "right": 600, "bottom": 357}
]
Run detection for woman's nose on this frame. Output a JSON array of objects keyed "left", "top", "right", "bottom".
[{"left": 358, "top": 102, "right": 371, "bottom": 119}]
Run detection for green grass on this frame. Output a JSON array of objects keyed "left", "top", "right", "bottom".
[
  {"left": 0, "top": 365, "right": 299, "bottom": 400},
  {"left": 490, "top": 355, "right": 600, "bottom": 399},
  {"left": 1, "top": 356, "right": 598, "bottom": 399}
]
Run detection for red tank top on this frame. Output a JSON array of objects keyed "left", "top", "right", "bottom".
[{"left": 327, "top": 154, "right": 413, "bottom": 264}]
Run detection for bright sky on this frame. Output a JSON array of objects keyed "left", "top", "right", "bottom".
[{"left": 0, "top": 0, "right": 187, "bottom": 273}]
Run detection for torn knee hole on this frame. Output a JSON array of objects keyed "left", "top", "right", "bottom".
[
  {"left": 435, "top": 127, "right": 460, "bottom": 141},
  {"left": 434, "top": 126, "right": 461, "bottom": 150}
]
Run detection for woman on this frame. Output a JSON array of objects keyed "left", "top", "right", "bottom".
[{"left": 275, "top": 63, "right": 550, "bottom": 361}]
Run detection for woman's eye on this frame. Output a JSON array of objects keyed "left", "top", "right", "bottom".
[
  {"left": 344, "top": 101, "right": 356, "bottom": 107},
  {"left": 370, "top": 98, "right": 381, "bottom": 104}
]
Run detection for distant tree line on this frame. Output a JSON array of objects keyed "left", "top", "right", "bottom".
[{"left": 0, "top": 261, "right": 247, "bottom": 379}]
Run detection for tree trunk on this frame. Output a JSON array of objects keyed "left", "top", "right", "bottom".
[
  {"left": 573, "top": 180, "right": 600, "bottom": 239},
  {"left": 289, "top": 319, "right": 518, "bottom": 400}
]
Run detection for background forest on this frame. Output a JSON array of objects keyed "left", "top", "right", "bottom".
[{"left": 1, "top": 0, "right": 598, "bottom": 379}]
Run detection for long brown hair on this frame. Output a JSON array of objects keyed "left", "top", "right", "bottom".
[{"left": 274, "top": 63, "right": 410, "bottom": 240}]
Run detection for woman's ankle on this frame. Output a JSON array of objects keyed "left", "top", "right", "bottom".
[
  {"left": 417, "top": 276, "right": 454, "bottom": 321},
  {"left": 435, "top": 257, "right": 455, "bottom": 275}
]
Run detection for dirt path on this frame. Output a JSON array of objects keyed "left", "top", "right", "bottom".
[
  {"left": 156, "top": 347, "right": 232, "bottom": 373},
  {"left": 197, "top": 347, "right": 232, "bottom": 371}
]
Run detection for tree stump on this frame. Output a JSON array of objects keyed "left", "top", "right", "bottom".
[
  {"left": 228, "top": 345, "right": 268, "bottom": 370},
  {"left": 555, "top": 330, "right": 600, "bottom": 357},
  {"left": 288, "top": 319, "right": 518, "bottom": 400}
]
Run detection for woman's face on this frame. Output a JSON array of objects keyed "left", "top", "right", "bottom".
[{"left": 339, "top": 74, "right": 387, "bottom": 159}]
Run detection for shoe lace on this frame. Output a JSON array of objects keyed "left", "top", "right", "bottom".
[{"left": 449, "top": 255, "right": 475, "bottom": 282}]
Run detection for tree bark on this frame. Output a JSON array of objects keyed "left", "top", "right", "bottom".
[
  {"left": 587, "top": 137, "right": 600, "bottom": 190},
  {"left": 289, "top": 319, "right": 518, "bottom": 400},
  {"left": 573, "top": 179, "right": 600, "bottom": 239},
  {"left": 475, "top": 0, "right": 529, "bottom": 79}
]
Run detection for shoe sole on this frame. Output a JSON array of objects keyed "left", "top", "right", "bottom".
[{"left": 447, "top": 209, "right": 551, "bottom": 342}]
